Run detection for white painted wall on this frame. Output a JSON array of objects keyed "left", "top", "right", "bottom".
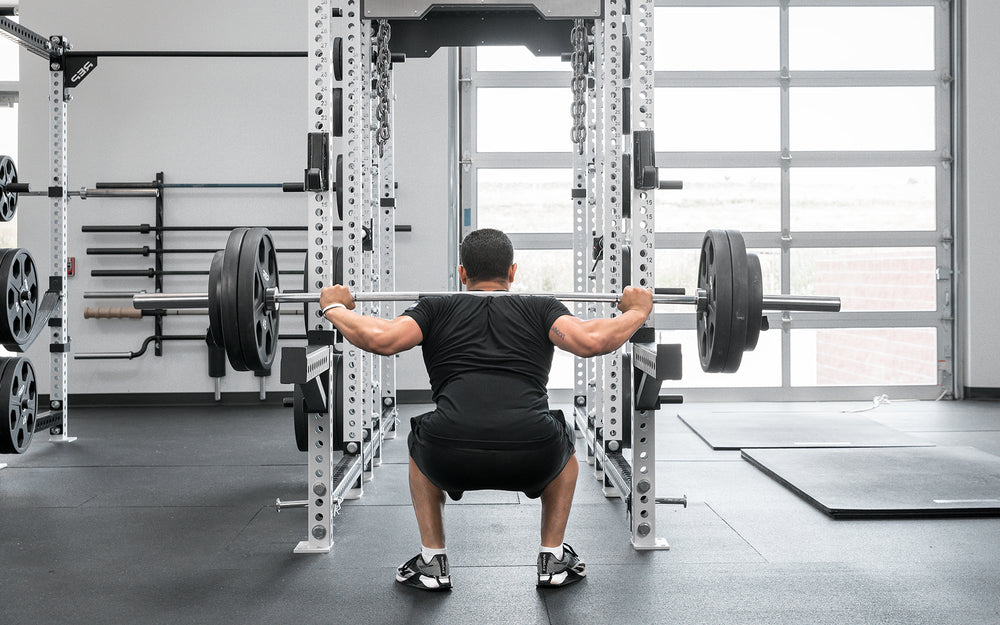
[
  {"left": 18, "top": 0, "right": 446, "bottom": 397},
  {"left": 962, "top": 0, "right": 1000, "bottom": 390}
]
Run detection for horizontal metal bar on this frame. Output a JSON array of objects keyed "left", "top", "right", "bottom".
[
  {"left": 66, "top": 50, "right": 307, "bottom": 58},
  {"left": 96, "top": 181, "right": 287, "bottom": 189},
  {"left": 19, "top": 188, "right": 160, "bottom": 198},
  {"left": 134, "top": 289, "right": 840, "bottom": 312},
  {"left": 654, "top": 0, "right": 938, "bottom": 6},
  {"left": 655, "top": 70, "right": 943, "bottom": 88},
  {"left": 654, "top": 310, "right": 941, "bottom": 330},
  {"left": 656, "top": 150, "right": 944, "bottom": 168},
  {"left": 86, "top": 247, "right": 306, "bottom": 255}
]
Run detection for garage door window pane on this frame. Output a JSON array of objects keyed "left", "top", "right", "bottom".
[
  {"left": 655, "top": 248, "right": 780, "bottom": 313},
  {"left": 477, "top": 47, "right": 568, "bottom": 72},
  {"left": 790, "top": 7, "right": 935, "bottom": 71},
  {"left": 791, "top": 87, "right": 935, "bottom": 151},
  {"left": 792, "top": 328, "right": 937, "bottom": 386},
  {"left": 511, "top": 249, "right": 573, "bottom": 293},
  {"left": 792, "top": 248, "right": 937, "bottom": 312},
  {"left": 658, "top": 329, "right": 781, "bottom": 388},
  {"left": 791, "top": 168, "right": 936, "bottom": 232},
  {"left": 478, "top": 169, "right": 572, "bottom": 233},
  {"left": 656, "top": 88, "right": 780, "bottom": 152},
  {"left": 657, "top": 169, "right": 780, "bottom": 233},
  {"left": 655, "top": 7, "right": 778, "bottom": 71},
  {"left": 477, "top": 88, "right": 572, "bottom": 152}
]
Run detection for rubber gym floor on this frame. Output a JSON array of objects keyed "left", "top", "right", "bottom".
[{"left": 2, "top": 400, "right": 999, "bottom": 625}]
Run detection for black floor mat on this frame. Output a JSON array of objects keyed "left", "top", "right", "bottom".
[
  {"left": 742, "top": 446, "right": 1000, "bottom": 518},
  {"left": 678, "top": 411, "right": 934, "bottom": 450}
]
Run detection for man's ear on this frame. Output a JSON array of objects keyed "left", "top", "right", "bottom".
[
  {"left": 459, "top": 266, "right": 468, "bottom": 285},
  {"left": 508, "top": 263, "right": 517, "bottom": 283}
]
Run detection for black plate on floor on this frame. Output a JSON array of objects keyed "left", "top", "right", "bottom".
[
  {"left": 678, "top": 411, "right": 934, "bottom": 450},
  {"left": 742, "top": 446, "right": 1000, "bottom": 518}
]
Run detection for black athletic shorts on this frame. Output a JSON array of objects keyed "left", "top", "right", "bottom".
[{"left": 408, "top": 409, "right": 575, "bottom": 500}]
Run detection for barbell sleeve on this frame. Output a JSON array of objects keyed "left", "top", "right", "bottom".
[{"left": 762, "top": 296, "right": 841, "bottom": 313}]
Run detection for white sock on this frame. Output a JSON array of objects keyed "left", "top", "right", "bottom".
[
  {"left": 421, "top": 545, "right": 447, "bottom": 564},
  {"left": 540, "top": 544, "right": 564, "bottom": 560}
]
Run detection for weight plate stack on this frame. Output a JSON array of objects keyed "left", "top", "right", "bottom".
[
  {"left": 745, "top": 252, "right": 764, "bottom": 351},
  {"left": 723, "top": 230, "right": 749, "bottom": 373},
  {"left": 0, "top": 155, "right": 18, "bottom": 222},
  {"left": 236, "top": 228, "right": 280, "bottom": 373},
  {"left": 0, "top": 356, "right": 37, "bottom": 455},
  {"left": 0, "top": 248, "right": 39, "bottom": 352},
  {"left": 220, "top": 228, "right": 249, "bottom": 370},
  {"left": 207, "top": 250, "right": 225, "bottom": 348},
  {"left": 697, "top": 230, "right": 734, "bottom": 373}
]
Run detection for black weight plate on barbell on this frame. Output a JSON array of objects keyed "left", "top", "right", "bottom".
[
  {"left": 0, "top": 248, "right": 39, "bottom": 352},
  {"left": 236, "top": 228, "right": 280, "bottom": 373},
  {"left": 207, "top": 250, "right": 225, "bottom": 348},
  {"left": 0, "top": 155, "right": 18, "bottom": 222},
  {"left": 336, "top": 154, "right": 344, "bottom": 221},
  {"left": 221, "top": 228, "right": 250, "bottom": 371},
  {"left": 723, "top": 230, "right": 749, "bottom": 373},
  {"left": 745, "top": 252, "right": 764, "bottom": 351},
  {"left": 0, "top": 356, "right": 37, "bottom": 455},
  {"left": 697, "top": 230, "right": 734, "bottom": 373},
  {"left": 293, "top": 384, "right": 307, "bottom": 452}
]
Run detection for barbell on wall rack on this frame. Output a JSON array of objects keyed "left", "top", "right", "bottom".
[
  {"left": 132, "top": 227, "right": 841, "bottom": 374},
  {"left": 86, "top": 246, "right": 308, "bottom": 256},
  {"left": 73, "top": 332, "right": 307, "bottom": 360},
  {"left": 91, "top": 268, "right": 305, "bottom": 277},
  {"left": 81, "top": 224, "right": 412, "bottom": 233},
  {"left": 83, "top": 306, "right": 304, "bottom": 319}
]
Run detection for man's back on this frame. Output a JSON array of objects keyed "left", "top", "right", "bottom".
[{"left": 403, "top": 293, "right": 570, "bottom": 446}]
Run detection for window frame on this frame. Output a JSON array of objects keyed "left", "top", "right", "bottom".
[{"left": 460, "top": 0, "right": 954, "bottom": 401}]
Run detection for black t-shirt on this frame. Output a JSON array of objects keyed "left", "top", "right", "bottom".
[{"left": 402, "top": 293, "right": 571, "bottom": 445}]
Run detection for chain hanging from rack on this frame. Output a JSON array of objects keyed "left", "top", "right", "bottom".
[
  {"left": 569, "top": 19, "right": 589, "bottom": 156},
  {"left": 375, "top": 19, "right": 393, "bottom": 158}
]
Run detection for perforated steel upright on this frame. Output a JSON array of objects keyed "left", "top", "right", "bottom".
[
  {"left": 583, "top": 15, "right": 606, "bottom": 477},
  {"left": 338, "top": 2, "right": 368, "bottom": 501},
  {"left": 624, "top": 0, "right": 666, "bottom": 550},
  {"left": 597, "top": 0, "right": 624, "bottom": 498},
  {"left": 48, "top": 51, "right": 74, "bottom": 446},
  {"left": 297, "top": 0, "right": 338, "bottom": 554},
  {"left": 572, "top": 24, "right": 594, "bottom": 450},
  {"left": 377, "top": 66, "right": 398, "bottom": 441},
  {"left": 359, "top": 22, "right": 377, "bottom": 484}
]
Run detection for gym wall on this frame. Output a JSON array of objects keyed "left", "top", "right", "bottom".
[
  {"left": 17, "top": 0, "right": 449, "bottom": 399},
  {"left": 962, "top": 0, "right": 1000, "bottom": 393}
]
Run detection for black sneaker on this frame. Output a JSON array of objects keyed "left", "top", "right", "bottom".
[
  {"left": 395, "top": 553, "right": 453, "bottom": 591},
  {"left": 536, "top": 543, "right": 586, "bottom": 588}
]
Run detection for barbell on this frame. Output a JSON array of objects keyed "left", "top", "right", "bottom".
[{"left": 131, "top": 227, "right": 841, "bottom": 374}]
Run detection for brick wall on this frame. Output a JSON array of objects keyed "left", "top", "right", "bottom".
[{"left": 812, "top": 249, "right": 937, "bottom": 385}]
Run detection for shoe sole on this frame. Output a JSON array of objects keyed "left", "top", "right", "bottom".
[
  {"left": 395, "top": 572, "right": 453, "bottom": 591},
  {"left": 536, "top": 570, "right": 586, "bottom": 588}
]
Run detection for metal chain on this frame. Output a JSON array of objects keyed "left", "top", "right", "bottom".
[
  {"left": 570, "top": 19, "right": 588, "bottom": 155},
  {"left": 375, "top": 19, "right": 392, "bottom": 158}
]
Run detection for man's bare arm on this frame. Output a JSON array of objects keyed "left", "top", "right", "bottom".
[
  {"left": 320, "top": 285, "right": 423, "bottom": 355},
  {"left": 547, "top": 286, "right": 654, "bottom": 358}
]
